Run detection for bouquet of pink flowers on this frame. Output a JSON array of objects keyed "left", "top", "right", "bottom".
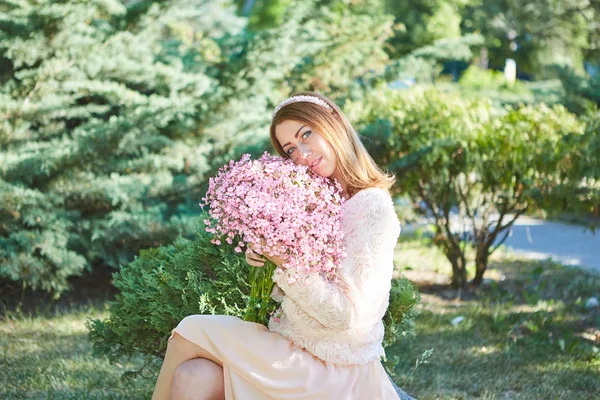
[{"left": 202, "top": 152, "right": 345, "bottom": 324}]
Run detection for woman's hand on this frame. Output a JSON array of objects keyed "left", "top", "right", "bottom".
[
  {"left": 246, "top": 243, "right": 287, "bottom": 267},
  {"left": 263, "top": 252, "right": 286, "bottom": 267},
  {"left": 245, "top": 248, "right": 266, "bottom": 267}
]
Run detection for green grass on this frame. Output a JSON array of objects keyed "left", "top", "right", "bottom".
[
  {"left": 2, "top": 234, "right": 599, "bottom": 399},
  {"left": 392, "top": 234, "right": 600, "bottom": 399},
  {"left": 0, "top": 305, "right": 154, "bottom": 399}
]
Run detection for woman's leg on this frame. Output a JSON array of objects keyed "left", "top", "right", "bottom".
[
  {"left": 171, "top": 358, "right": 225, "bottom": 400},
  {"left": 152, "top": 332, "right": 224, "bottom": 400}
]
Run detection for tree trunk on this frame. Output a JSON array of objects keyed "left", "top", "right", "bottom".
[
  {"left": 448, "top": 251, "right": 468, "bottom": 288},
  {"left": 478, "top": 47, "right": 489, "bottom": 70},
  {"left": 472, "top": 247, "right": 489, "bottom": 286}
]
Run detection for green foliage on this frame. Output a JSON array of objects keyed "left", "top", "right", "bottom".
[
  {"left": 282, "top": 1, "right": 394, "bottom": 96},
  {"left": 88, "top": 221, "right": 420, "bottom": 378},
  {"left": 236, "top": 0, "right": 293, "bottom": 30},
  {"left": 384, "top": 0, "right": 472, "bottom": 58},
  {"left": 553, "top": 64, "right": 600, "bottom": 114},
  {"left": 87, "top": 222, "right": 250, "bottom": 367},
  {"left": 382, "top": 276, "right": 421, "bottom": 375},
  {"left": 436, "top": 79, "right": 566, "bottom": 111},
  {"left": 555, "top": 109, "right": 600, "bottom": 222},
  {"left": 462, "top": 0, "right": 600, "bottom": 76},
  {"left": 459, "top": 65, "right": 526, "bottom": 93},
  {"left": 0, "top": 0, "right": 247, "bottom": 292},
  {"left": 0, "top": 179, "right": 87, "bottom": 294},
  {"left": 0, "top": 0, "right": 400, "bottom": 294},
  {"left": 353, "top": 87, "right": 592, "bottom": 286},
  {"left": 385, "top": 34, "right": 484, "bottom": 83}
]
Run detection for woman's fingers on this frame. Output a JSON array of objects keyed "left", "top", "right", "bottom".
[
  {"left": 246, "top": 248, "right": 265, "bottom": 260},
  {"left": 248, "top": 259, "right": 265, "bottom": 267},
  {"left": 247, "top": 257, "right": 265, "bottom": 267},
  {"left": 245, "top": 248, "right": 265, "bottom": 267}
]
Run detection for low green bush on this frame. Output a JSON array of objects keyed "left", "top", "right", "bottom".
[
  {"left": 382, "top": 276, "right": 420, "bottom": 375},
  {"left": 87, "top": 224, "right": 249, "bottom": 368}
]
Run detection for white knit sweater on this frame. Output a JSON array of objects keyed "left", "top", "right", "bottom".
[{"left": 268, "top": 188, "right": 401, "bottom": 365}]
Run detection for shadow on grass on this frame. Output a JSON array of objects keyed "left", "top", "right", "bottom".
[
  {"left": 391, "top": 310, "right": 600, "bottom": 399},
  {"left": 3, "top": 330, "right": 90, "bottom": 355},
  {"left": 414, "top": 257, "right": 600, "bottom": 306},
  {"left": 0, "top": 266, "right": 117, "bottom": 318}
]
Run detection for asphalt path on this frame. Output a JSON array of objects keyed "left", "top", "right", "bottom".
[
  {"left": 498, "top": 215, "right": 600, "bottom": 273},
  {"left": 403, "top": 215, "right": 600, "bottom": 273}
]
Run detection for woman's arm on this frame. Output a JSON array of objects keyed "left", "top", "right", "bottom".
[{"left": 272, "top": 189, "right": 401, "bottom": 331}]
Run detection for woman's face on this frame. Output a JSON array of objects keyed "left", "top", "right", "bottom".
[{"left": 275, "top": 120, "right": 338, "bottom": 179}]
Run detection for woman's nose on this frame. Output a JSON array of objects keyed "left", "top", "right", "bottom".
[{"left": 295, "top": 144, "right": 312, "bottom": 164}]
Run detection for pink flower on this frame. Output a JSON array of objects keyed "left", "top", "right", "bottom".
[{"left": 204, "top": 152, "right": 345, "bottom": 284}]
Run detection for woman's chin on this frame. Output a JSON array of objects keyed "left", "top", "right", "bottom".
[
  {"left": 309, "top": 160, "right": 335, "bottom": 179},
  {"left": 320, "top": 170, "right": 337, "bottom": 179},
  {"left": 312, "top": 165, "right": 333, "bottom": 178}
]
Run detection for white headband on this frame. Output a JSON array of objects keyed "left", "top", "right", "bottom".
[{"left": 271, "top": 95, "right": 333, "bottom": 121}]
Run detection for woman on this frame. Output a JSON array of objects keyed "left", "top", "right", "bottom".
[{"left": 152, "top": 92, "right": 414, "bottom": 399}]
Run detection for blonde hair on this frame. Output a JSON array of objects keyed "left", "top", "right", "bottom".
[{"left": 269, "top": 91, "right": 395, "bottom": 196}]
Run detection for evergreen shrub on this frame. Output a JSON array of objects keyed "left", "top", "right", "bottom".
[{"left": 0, "top": 0, "right": 246, "bottom": 293}]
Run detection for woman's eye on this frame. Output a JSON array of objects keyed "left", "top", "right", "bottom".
[
  {"left": 286, "top": 147, "right": 295, "bottom": 155},
  {"left": 302, "top": 131, "right": 312, "bottom": 139}
]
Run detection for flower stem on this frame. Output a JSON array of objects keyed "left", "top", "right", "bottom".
[{"left": 243, "top": 260, "right": 277, "bottom": 325}]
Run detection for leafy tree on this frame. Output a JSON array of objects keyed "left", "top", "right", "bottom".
[
  {"left": 553, "top": 64, "right": 600, "bottom": 113},
  {"left": 462, "top": 0, "right": 600, "bottom": 77},
  {"left": 384, "top": 33, "right": 484, "bottom": 83},
  {"left": 353, "top": 88, "right": 590, "bottom": 287},
  {"left": 235, "top": 0, "right": 292, "bottom": 30},
  {"left": 383, "top": 0, "right": 473, "bottom": 58},
  {"left": 551, "top": 108, "right": 600, "bottom": 223}
]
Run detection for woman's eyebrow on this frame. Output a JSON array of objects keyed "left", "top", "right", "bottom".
[
  {"left": 282, "top": 125, "right": 307, "bottom": 148},
  {"left": 294, "top": 125, "right": 307, "bottom": 138}
]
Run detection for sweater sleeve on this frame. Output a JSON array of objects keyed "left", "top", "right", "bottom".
[{"left": 272, "top": 189, "right": 401, "bottom": 331}]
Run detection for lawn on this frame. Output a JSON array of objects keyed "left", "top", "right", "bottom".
[
  {"left": 0, "top": 303, "right": 153, "bottom": 399},
  {"left": 391, "top": 234, "right": 600, "bottom": 399},
  {"left": 1, "top": 234, "right": 599, "bottom": 399}
]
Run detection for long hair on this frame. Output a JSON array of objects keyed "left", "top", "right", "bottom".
[{"left": 269, "top": 91, "right": 395, "bottom": 196}]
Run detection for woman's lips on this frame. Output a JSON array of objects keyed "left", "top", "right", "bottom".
[{"left": 310, "top": 156, "right": 322, "bottom": 170}]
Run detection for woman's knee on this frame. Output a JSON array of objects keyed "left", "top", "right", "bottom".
[
  {"left": 172, "top": 358, "right": 225, "bottom": 400},
  {"left": 167, "top": 332, "right": 223, "bottom": 367}
]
